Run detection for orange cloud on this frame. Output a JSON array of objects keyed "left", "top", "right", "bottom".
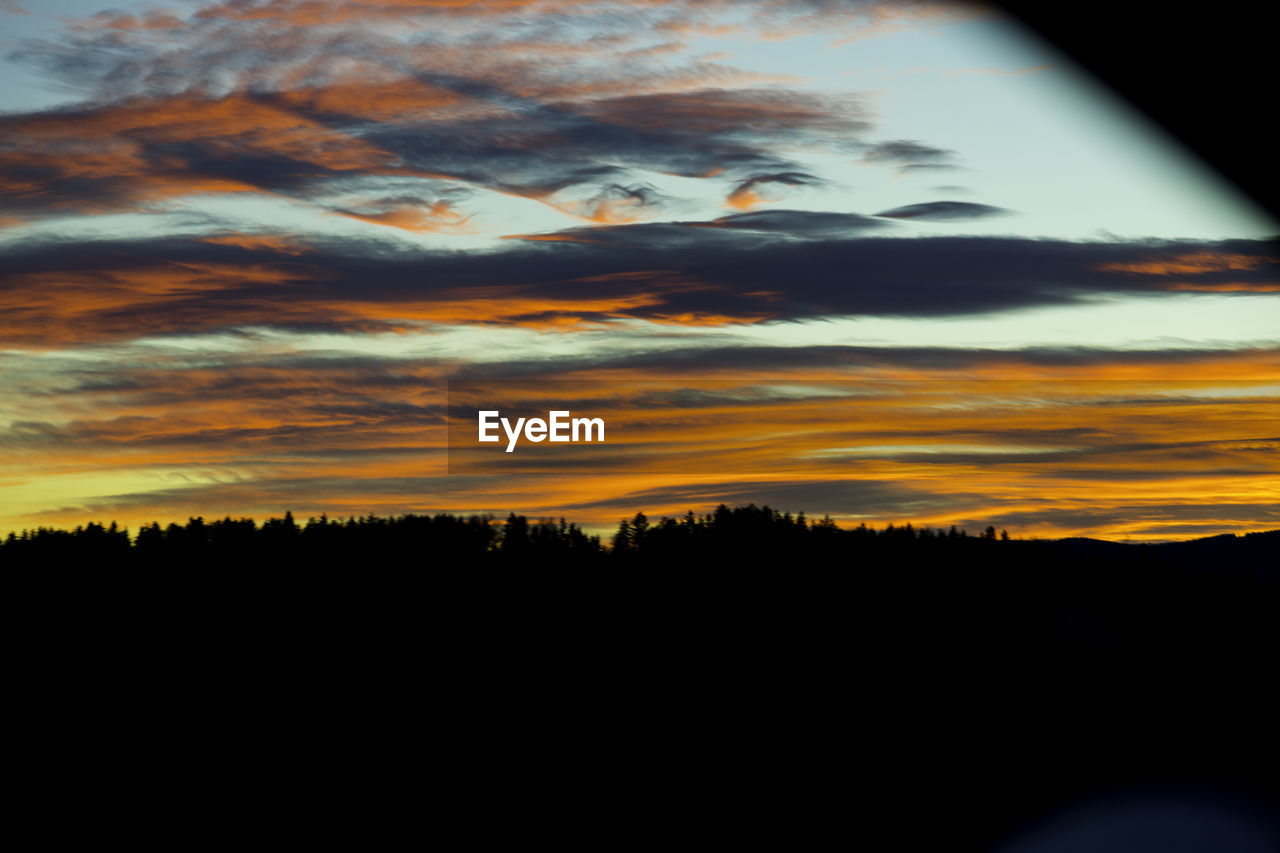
[
  {"left": 725, "top": 186, "right": 763, "bottom": 210},
  {"left": 0, "top": 261, "right": 325, "bottom": 347},
  {"left": 0, "top": 250, "right": 773, "bottom": 346},
  {"left": 501, "top": 232, "right": 600, "bottom": 243},
  {"left": 201, "top": 232, "right": 311, "bottom": 253},
  {"left": 6, "top": 367, "right": 1277, "bottom": 540},
  {"left": 277, "top": 78, "right": 474, "bottom": 122},
  {"left": 349, "top": 289, "right": 669, "bottom": 326},
  {"left": 1165, "top": 282, "right": 1280, "bottom": 293},
  {"left": 10, "top": 94, "right": 386, "bottom": 167},
  {"left": 1097, "top": 251, "right": 1276, "bottom": 276},
  {"left": 0, "top": 92, "right": 415, "bottom": 218},
  {"left": 88, "top": 10, "right": 186, "bottom": 29},
  {"left": 333, "top": 201, "right": 473, "bottom": 233}
]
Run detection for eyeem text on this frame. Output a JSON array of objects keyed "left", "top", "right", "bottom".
[{"left": 478, "top": 410, "right": 605, "bottom": 452}]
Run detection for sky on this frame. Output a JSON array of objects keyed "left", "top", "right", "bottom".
[{"left": 1, "top": 0, "right": 1277, "bottom": 541}]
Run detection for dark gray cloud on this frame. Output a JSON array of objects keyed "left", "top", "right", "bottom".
[
  {"left": 3, "top": 230, "right": 1276, "bottom": 345},
  {"left": 356, "top": 85, "right": 857, "bottom": 200},
  {"left": 864, "top": 140, "right": 954, "bottom": 163},
  {"left": 862, "top": 139, "right": 958, "bottom": 173},
  {"left": 875, "top": 201, "right": 1010, "bottom": 221},
  {"left": 699, "top": 209, "right": 888, "bottom": 234},
  {"left": 0, "top": 79, "right": 870, "bottom": 224},
  {"left": 514, "top": 207, "right": 890, "bottom": 245},
  {"left": 441, "top": 342, "right": 1280, "bottom": 379},
  {"left": 725, "top": 171, "right": 824, "bottom": 206}
]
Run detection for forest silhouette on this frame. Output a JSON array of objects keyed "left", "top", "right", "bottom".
[
  {"left": 7, "top": 501, "right": 1273, "bottom": 689},
  {"left": 6, "top": 502, "right": 1275, "bottom": 843}
]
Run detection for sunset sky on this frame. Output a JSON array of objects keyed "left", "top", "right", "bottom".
[{"left": 2, "top": 0, "right": 1277, "bottom": 541}]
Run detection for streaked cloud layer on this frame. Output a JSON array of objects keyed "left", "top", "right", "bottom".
[{"left": 1, "top": 0, "right": 1276, "bottom": 540}]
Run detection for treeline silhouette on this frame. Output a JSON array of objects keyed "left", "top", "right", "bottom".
[
  {"left": 3, "top": 503, "right": 1276, "bottom": 576},
  {"left": 0, "top": 511, "right": 598, "bottom": 568},
  {"left": 7, "top": 501, "right": 1274, "bottom": 691}
]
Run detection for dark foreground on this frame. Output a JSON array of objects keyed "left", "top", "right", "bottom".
[{"left": 4, "top": 505, "right": 1277, "bottom": 848}]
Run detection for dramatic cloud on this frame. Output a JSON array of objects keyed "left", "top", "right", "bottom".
[
  {"left": 6, "top": 346, "right": 1274, "bottom": 538},
  {"left": 0, "top": 83, "right": 875, "bottom": 226},
  {"left": 2, "top": 0, "right": 1275, "bottom": 541},
  {"left": 4, "top": 231, "right": 1274, "bottom": 347},
  {"left": 2, "top": 0, "right": 909, "bottom": 231}
]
